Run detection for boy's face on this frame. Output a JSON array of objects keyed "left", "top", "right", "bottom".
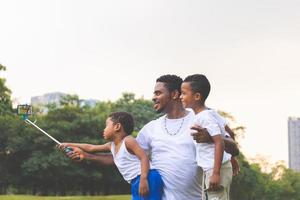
[
  {"left": 103, "top": 117, "right": 116, "bottom": 140},
  {"left": 180, "top": 82, "right": 199, "bottom": 109},
  {"left": 152, "top": 82, "right": 172, "bottom": 113}
]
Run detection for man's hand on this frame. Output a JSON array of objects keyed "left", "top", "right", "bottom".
[
  {"left": 231, "top": 157, "right": 240, "bottom": 176},
  {"left": 139, "top": 177, "right": 149, "bottom": 197},
  {"left": 191, "top": 125, "right": 240, "bottom": 156},
  {"left": 191, "top": 125, "right": 213, "bottom": 143}
]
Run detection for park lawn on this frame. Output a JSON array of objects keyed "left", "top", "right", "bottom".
[{"left": 0, "top": 195, "right": 131, "bottom": 200}]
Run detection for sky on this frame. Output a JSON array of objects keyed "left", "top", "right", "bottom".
[{"left": 1, "top": 0, "right": 300, "bottom": 165}]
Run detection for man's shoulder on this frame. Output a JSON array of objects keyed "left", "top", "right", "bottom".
[
  {"left": 142, "top": 116, "right": 163, "bottom": 129},
  {"left": 136, "top": 116, "right": 163, "bottom": 143}
]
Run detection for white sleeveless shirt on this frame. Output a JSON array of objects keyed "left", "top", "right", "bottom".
[{"left": 111, "top": 138, "right": 141, "bottom": 183}]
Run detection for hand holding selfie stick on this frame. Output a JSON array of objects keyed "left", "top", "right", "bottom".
[{"left": 17, "top": 104, "right": 76, "bottom": 155}]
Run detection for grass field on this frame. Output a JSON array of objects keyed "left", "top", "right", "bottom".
[{"left": 0, "top": 195, "right": 131, "bottom": 200}]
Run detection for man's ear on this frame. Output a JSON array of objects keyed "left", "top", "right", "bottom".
[
  {"left": 172, "top": 90, "right": 180, "bottom": 100},
  {"left": 114, "top": 123, "right": 121, "bottom": 132}
]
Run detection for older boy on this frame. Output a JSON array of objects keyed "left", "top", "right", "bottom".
[{"left": 180, "top": 74, "right": 233, "bottom": 200}]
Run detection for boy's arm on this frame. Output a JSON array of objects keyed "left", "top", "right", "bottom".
[
  {"left": 125, "top": 137, "right": 150, "bottom": 197},
  {"left": 210, "top": 135, "right": 224, "bottom": 190},
  {"left": 67, "top": 146, "right": 114, "bottom": 166},
  {"left": 60, "top": 142, "right": 111, "bottom": 153}
]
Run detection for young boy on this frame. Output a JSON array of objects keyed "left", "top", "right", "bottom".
[
  {"left": 180, "top": 74, "right": 232, "bottom": 200},
  {"left": 60, "top": 112, "right": 164, "bottom": 200}
]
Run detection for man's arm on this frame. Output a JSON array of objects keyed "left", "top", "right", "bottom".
[
  {"left": 223, "top": 136, "right": 239, "bottom": 157},
  {"left": 225, "top": 125, "right": 235, "bottom": 140},
  {"left": 191, "top": 125, "right": 239, "bottom": 156}
]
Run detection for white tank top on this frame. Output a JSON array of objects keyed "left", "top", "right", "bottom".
[{"left": 111, "top": 138, "right": 141, "bottom": 183}]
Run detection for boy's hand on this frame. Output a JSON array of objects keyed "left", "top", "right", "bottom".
[
  {"left": 56, "top": 143, "right": 69, "bottom": 151},
  {"left": 139, "top": 177, "right": 149, "bottom": 197},
  {"left": 209, "top": 173, "right": 221, "bottom": 191},
  {"left": 66, "top": 146, "right": 85, "bottom": 162}
]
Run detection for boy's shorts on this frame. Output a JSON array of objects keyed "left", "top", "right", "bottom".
[
  {"left": 203, "top": 161, "right": 232, "bottom": 200},
  {"left": 131, "top": 169, "right": 164, "bottom": 200}
]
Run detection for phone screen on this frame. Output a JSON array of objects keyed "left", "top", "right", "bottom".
[{"left": 17, "top": 105, "right": 32, "bottom": 115}]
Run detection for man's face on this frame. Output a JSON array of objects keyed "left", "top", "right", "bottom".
[
  {"left": 152, "top": 82, "right": 172, "bottom": 113},
  {"left": 180, "top": 82, "right": 197, "bottom": 109}
]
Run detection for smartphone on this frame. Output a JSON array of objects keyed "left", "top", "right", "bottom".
[{"left": 17, "top": 104, "right": 33, "bottom": 116}]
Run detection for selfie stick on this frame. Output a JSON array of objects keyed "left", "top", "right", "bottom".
[
  {"left": 17, "top": 104, "right": 74, "bottom": 154},
  {"left": 25, "top": 118, "right": 74, "bottom": 153},
  {"left": 25, "top": 118, "right": 61, "bottom": 145}
]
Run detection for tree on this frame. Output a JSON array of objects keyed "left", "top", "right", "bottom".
[
  {"left": 0, "top": 64, "right": 13, "bottom": 115},
  {"left": 60, "top": 94, "right": 80, "bottom": 107},
  {"left": 0, "top": 64, "right": 14, "bottom": 193},
  {"left": 3, "top": 88, "right": 300, "bottom": 198},
  {"left": 112, "top": 92, "right": 158, "bottom": 134}
]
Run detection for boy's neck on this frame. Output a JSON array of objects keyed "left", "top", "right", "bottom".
[
  {"left": 193, "top": 103, "right": 207, "bottom": 114},
  {"left": 112, "top": 132, "right": 127, "bottom": 145}
]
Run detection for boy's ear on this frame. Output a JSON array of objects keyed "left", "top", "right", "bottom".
[
  {"left": 114, "top": 123, "right": 121, "bottom": 132},
  {"left": 195, "top": 92, "right": 202, "bottom": 101}
]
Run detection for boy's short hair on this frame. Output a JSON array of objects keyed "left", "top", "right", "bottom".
[
  {"left": 156, "top": 74, "right": 183, "bottom": 93},
  {"left": 108, "top": 112, "right": 134, "bottom": 135},
  {"left": 184, "top": 74, "right": 211, "bottom": 102}
]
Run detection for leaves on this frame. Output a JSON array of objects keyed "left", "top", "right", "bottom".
[{"left": 0, "top": 64, "right": 13, "bottom": 115}]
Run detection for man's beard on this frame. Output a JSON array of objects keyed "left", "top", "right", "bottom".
[{"left": 155, "top": 105, "right": 167, "bottom": 114}]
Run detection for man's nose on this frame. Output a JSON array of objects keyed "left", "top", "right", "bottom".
[{"left": 152, "top": 96, "right": 156, "bottom": 102}]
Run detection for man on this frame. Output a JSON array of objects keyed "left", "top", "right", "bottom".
[
  {"left": 135, "top": 75, "right": 202, "bottom": 199},
  {"left": 66, "top": 74, "right": 239, "bottom": 199}
]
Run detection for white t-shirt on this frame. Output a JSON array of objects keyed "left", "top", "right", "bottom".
[
  {"left": 136, "top": 111, "right": 202, "bottom": 200},
  {"left": 111, "top": 139, "right": 141, "bottom": 183},
  {"left": 193, "top": 109, "right": 231, "bottom": 171},
  {"left": 209, "top": 109, "right": 230, "bottom": 137}
]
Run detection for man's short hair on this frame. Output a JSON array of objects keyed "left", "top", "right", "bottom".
[
  {"left": 156, "top": 75, "right": 183, "bottom": 93},
  {"left": 108, "top": 112, "right": 134, "bottom": 135},
  {"left": 184, "top": 74, "right": 211, "bottom": 101}
]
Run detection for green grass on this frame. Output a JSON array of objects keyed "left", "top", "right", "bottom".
[{"left": 0, "top": 195, "right": 131, "bottom": 200}]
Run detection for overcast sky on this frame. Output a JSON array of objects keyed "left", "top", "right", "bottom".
[{"left": 1, "top": 0, "right": 300, "bottom": 164}]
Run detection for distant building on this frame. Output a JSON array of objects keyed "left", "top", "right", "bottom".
[
  {"left": 30, "top": 92, "right": 98, "bottom": 113},
  {"left": 288, "top": 117, "right": 300, "bottom": 172},
  {"left": 80, "top": 99, "right": 98, "bottom": 107},
  {"left": 31, "top": 92, "right": 67, "bottom": 106}
]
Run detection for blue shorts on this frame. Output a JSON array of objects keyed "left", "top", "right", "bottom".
[{"left": 131, "top": 169, "right": 164, "bottom": 200}]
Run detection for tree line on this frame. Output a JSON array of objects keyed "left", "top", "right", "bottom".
[{"left": 1, "top": 65, "right": 300, "bottom": 199}]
